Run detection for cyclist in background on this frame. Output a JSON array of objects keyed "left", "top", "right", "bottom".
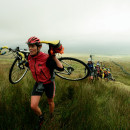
[
  {"left": 103, "top": 68, "right": 108, "bottom": 81},
  {"left": 107, "top": 68, "right": 115, "bottom": 81},
  {"left": 26, "top": 36, "right": 64, "bottom": 129},
  {"left": 95, "top": 62, "right": 102, "bottom": 80},
  {"left": 87, "top": 58, "right": 94, "bottom": 82}
]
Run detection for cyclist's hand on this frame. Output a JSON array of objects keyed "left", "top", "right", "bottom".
[
  {"left": 48, "top": 47, "right": 56, "bottom": 56},
  {"left": 24, "top": 61, "right": 29, "bottom": 67},
  {"left": 8, "top": 48, "right": 12, "bottom": 51},
  {"left": 48, "top": 44, "right": 64, "bottom": 56}
]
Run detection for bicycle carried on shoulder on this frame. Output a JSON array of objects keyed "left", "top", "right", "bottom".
[
  {"left": 0, "top": 46, "right": 29, "bottom": 84},
  {"left": 0, "top": 42, "right": 90, "bottom": 84}
]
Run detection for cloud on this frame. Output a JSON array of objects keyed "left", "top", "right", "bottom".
[{"left": 0, "top": 0, "right": 130, "bottom": 54}]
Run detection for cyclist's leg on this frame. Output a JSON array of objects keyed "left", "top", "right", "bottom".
[
  {"left": 88, "top": 72, "right": 92, "bottom": 82},
  {"left": 44, "top": 81, "right": 55, "bottom": 118},
  {"left": 31, "top": 82, "right": 44, "bottom": 116},
  {"left": 48, "top": 98, "right": 55, "bottom": 118},
  {"left": 31, "top": 96, "right": 42, "bottom": 116},
  {"left": 104, "top": 74, "right": 108, "bottom": 81},
  {"left": 31, "top": 82, "right": 45, "bottom": 128},
  {"left": 31, "top": 95, "right": 45, "bottom": 129},
  {"left": 90, "top": 72, "right": 94, "bottom": 81},
  {"left": 90, "top": 76, "right": 93, "bottom": 81}
]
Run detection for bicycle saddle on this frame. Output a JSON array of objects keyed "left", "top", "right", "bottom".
[{"left": 40, "top": 40, "right": 60, "bottom": 46}]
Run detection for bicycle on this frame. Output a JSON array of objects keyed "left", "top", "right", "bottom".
[
  {"left": 0, "top": 46, "right": 30, "bottom": 84},
  {"left": 0, "top": 41, "right": 90, "bottom": 84}
]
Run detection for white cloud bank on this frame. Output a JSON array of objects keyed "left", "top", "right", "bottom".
[{"left": 0, "top": 0, "right": 130, "bottom": 54}]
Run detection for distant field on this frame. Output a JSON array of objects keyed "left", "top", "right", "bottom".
[{"left": 59, "top": 53, "right": 130, "bottom": 61}]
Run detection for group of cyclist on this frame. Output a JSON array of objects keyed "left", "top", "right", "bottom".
[{"left": 87, "top": 58, "right": 115, "bottom": 82}]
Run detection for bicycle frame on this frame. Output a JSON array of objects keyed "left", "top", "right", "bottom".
[{"left": 0, "top": 46, "right": 29, "bottom": 69}]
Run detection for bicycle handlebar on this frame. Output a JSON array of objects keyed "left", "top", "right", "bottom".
[
  {"left": 0, "top": 46, "right": 8, "bottom": 55},
  {"left": 0, "top": 46, "right": 29, "bottom": 60}
]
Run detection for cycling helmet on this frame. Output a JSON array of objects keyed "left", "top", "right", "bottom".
[
  {"left": 27, "top": 36, "right": 42, "bottom": 46},
  {"left": 103, "top": 68, "right": 107, "bottom": 71},
  {"left": 88, "top": 58, "right": 92, "bottom": 62},
  {"left": 108, "top": 69, "right": 110, "bottom": 71},
  {"left": 97, "top": 62, "right": 100, "bottom": 66}
]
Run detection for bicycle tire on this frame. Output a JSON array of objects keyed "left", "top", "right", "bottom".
[
  {"left": 0, "top": 48, "right": 10, "bottom": 56},
  {"left": 9, "top": 57, "right": 28, "bottom": 84},
  {"left": 55, "top": 57, "right": 90, "bottom": 81}
]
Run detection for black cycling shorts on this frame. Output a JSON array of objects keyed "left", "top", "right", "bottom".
[
  {"left": 31, "top": 81, "right": 55, "bottom": 98},
  {"left": 104, "top": 74, "right": 108, "bottom": 78}
]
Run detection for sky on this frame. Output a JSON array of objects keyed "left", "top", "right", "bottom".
[{"left": 0, "top": 0, "right": 130, "bottom": 55}]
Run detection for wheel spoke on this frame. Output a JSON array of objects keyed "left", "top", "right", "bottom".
[
  {"left": 55, "top": 57, "right": 90, "bottom": 81},
  {"left": 9, "top": 58, "right": 28, "bottom": 84}
]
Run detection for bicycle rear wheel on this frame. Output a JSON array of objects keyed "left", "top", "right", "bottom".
[
  {"left": 9, "top": 57, "right": 28, "bottom": 84},
  {"left": 55, "top": 57, "right": 90, "bottom": 81}
]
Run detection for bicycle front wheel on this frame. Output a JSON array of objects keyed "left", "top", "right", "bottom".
[
  {"left": 9, "top": 57, "right": 28, "bottom": 84},
  {"left": 55, "top": 57, "right": 90, "bottom": 81}
]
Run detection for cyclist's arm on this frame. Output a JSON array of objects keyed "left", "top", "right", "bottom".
[
  {"left": 25, "top": 61, "right": 29, "bottom": 68},
  {"left": 46, "top": 56, "right": 64, "bottom": 71},
  {"left": 52, "top": 55, "right": 64, "bottom": 69}
]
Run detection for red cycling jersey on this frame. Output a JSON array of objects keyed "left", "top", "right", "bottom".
[{"left": 28, "top": 52, "right": 52, "bottom": 84}]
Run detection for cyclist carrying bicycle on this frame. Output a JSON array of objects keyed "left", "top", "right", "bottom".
[
  {"left": 26, "top": 36, "right": 64, "bottom": 129},
  {"left": 87, "top": 58, "right": 94, "bottom": 82}
]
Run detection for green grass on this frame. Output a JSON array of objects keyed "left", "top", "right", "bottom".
[{"left": 0, "top": 58, "right": 130, "bottom": 130}]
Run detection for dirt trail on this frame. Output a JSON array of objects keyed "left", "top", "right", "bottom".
[{"left": 112, "top": 61, "right": 130, "bottom": 75}]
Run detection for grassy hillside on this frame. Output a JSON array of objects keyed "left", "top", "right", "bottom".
[{"left": 0, "top": 55, "right": 130, "bottom": 130}]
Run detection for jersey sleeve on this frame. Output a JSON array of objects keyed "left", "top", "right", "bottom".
[{"left": 46, "top": 56, "right": 64, "bottom": 71}]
